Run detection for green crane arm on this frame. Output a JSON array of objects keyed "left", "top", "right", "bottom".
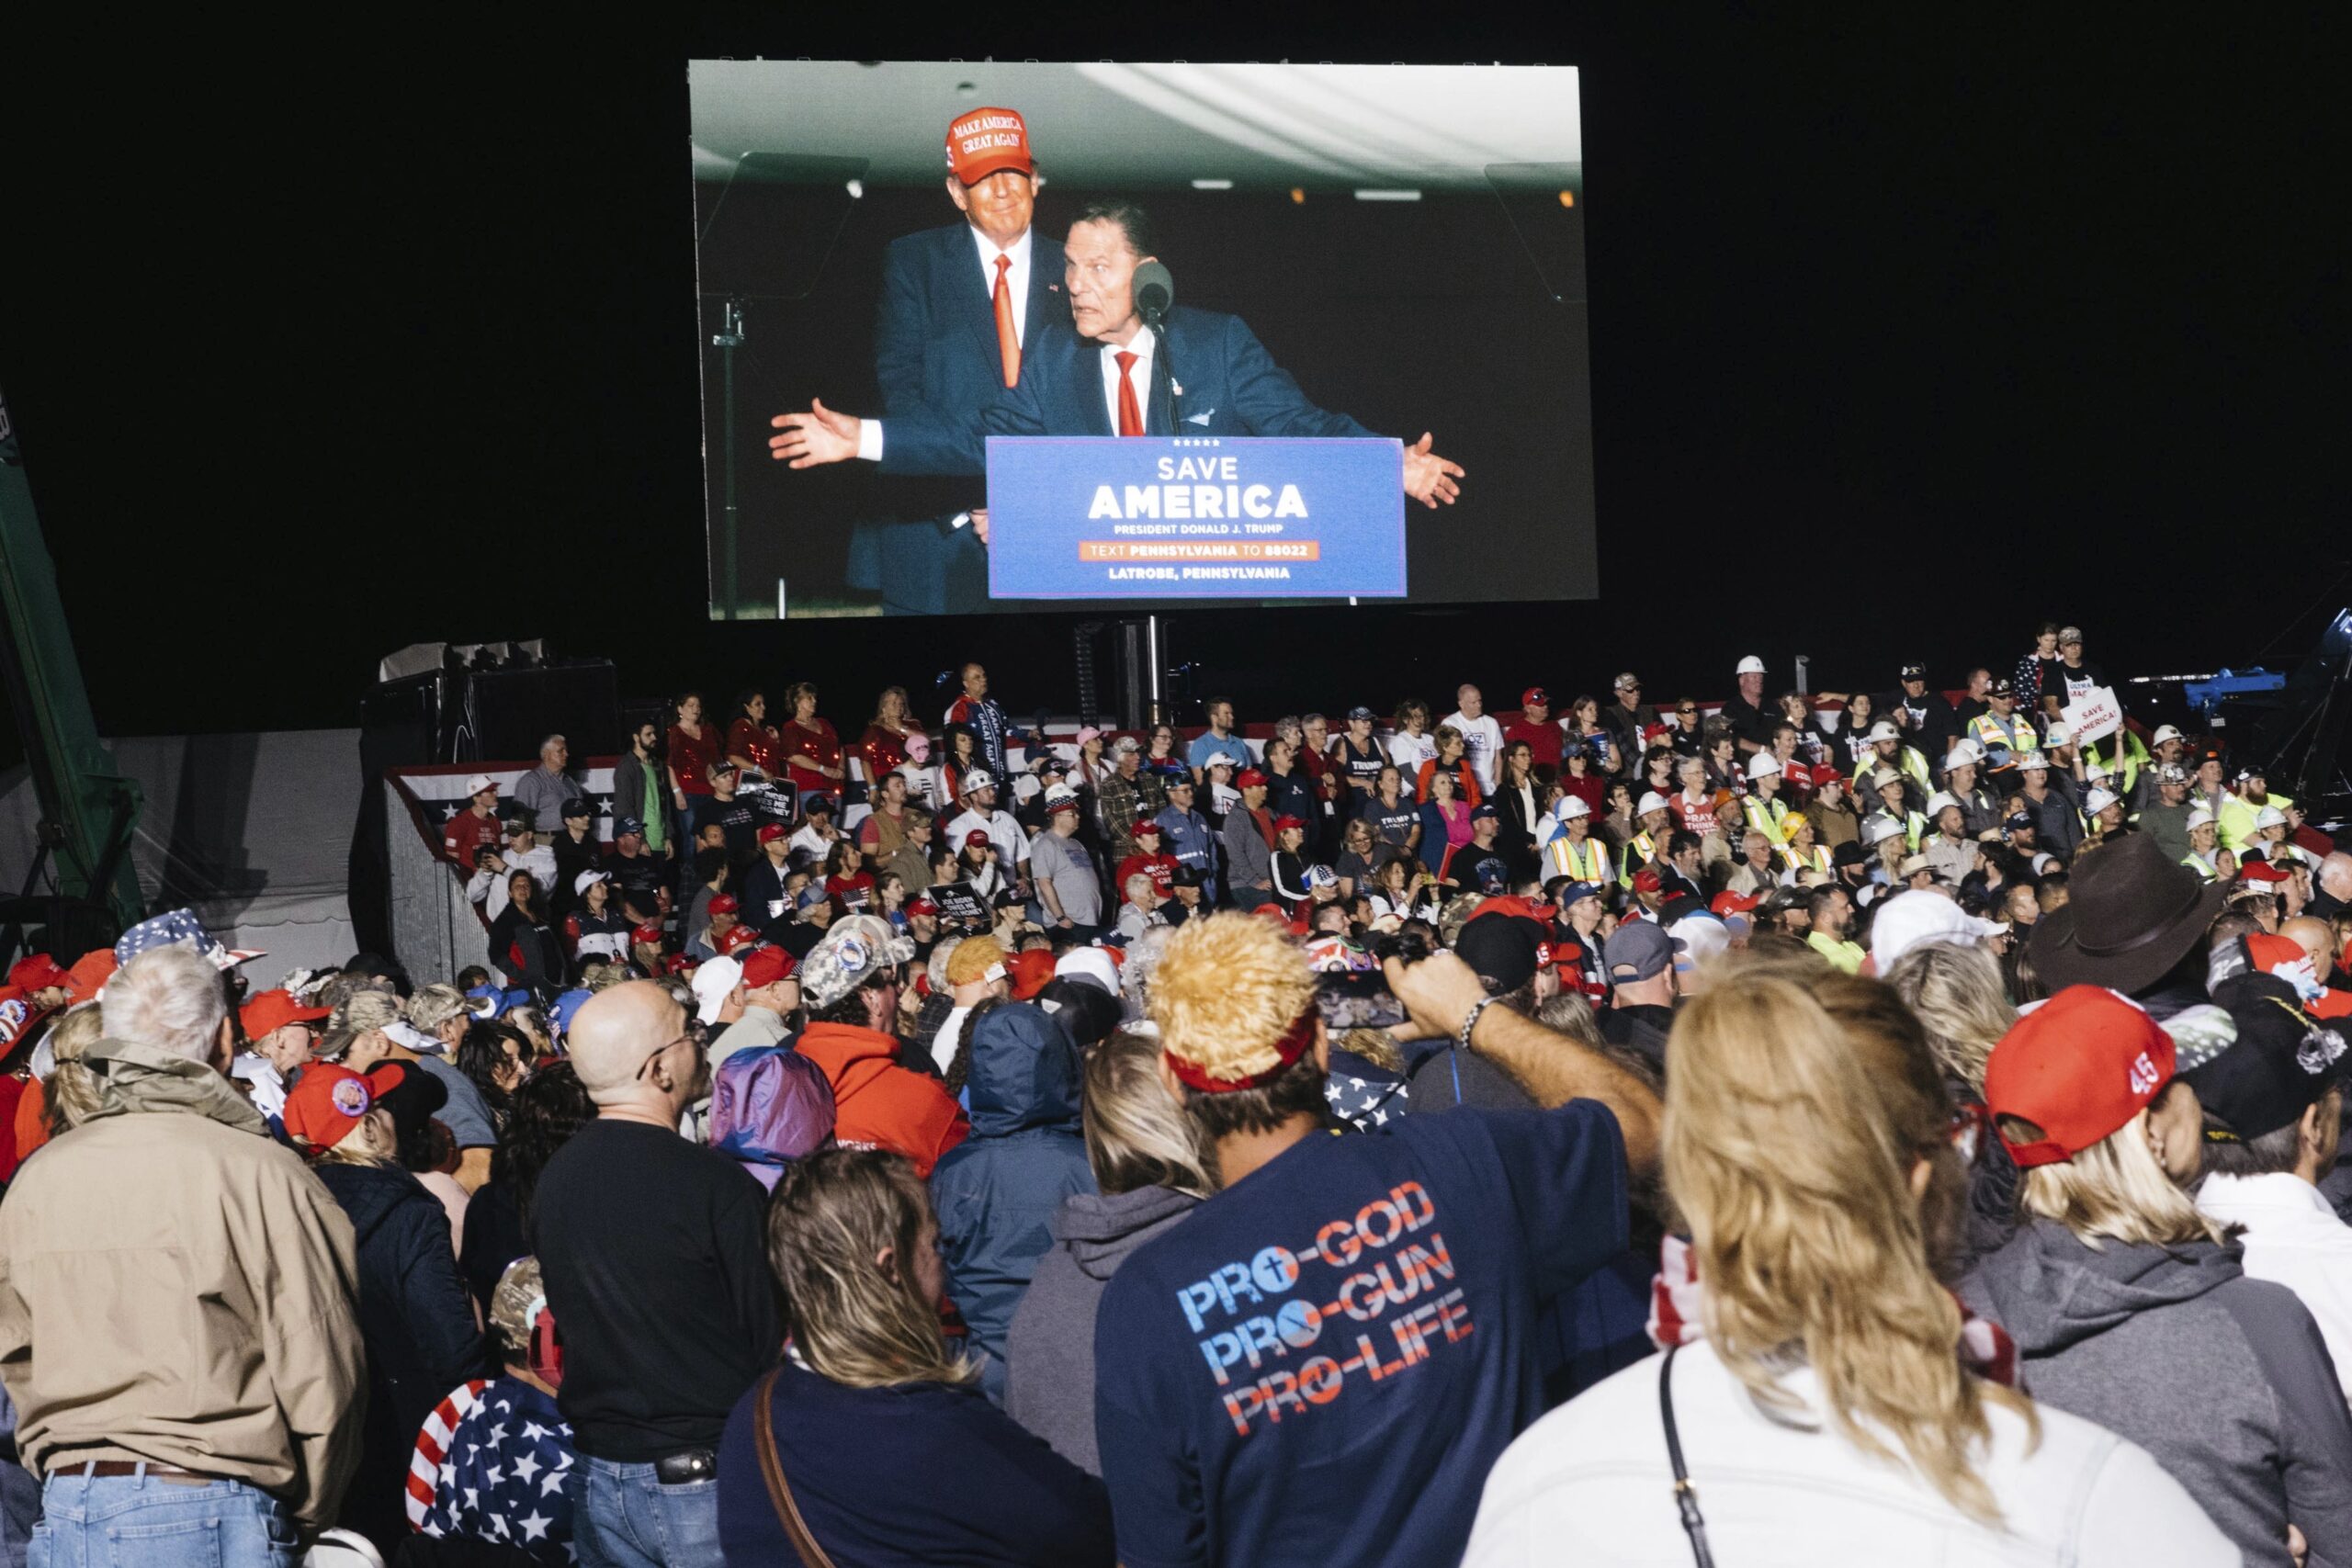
[{"left": 0, "top": 385, "right": 144, "bottom": 933}]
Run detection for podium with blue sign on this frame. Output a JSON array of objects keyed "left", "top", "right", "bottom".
[{"left": 985, "top": 436, "right": 1407, "bottom": 601}]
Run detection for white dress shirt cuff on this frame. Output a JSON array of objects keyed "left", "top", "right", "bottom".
[{"left": 855, "top": 417, "right": 884, "bottom": 462}]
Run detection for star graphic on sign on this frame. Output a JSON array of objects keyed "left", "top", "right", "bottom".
[
  {"left": 519, "top": 1509, "right": 553, "bottom": 1542},
  {"left": 512, "top": 1451, "right": 542, "bottom": 1485}
]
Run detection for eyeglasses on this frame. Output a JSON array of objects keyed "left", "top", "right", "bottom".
[{"left": 636, "top": 1021, "right": 708, "bottom": 1081}]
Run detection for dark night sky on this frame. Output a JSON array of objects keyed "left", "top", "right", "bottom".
[{"left": 4, "top": 10, "right": 2346, "bottom": 750}]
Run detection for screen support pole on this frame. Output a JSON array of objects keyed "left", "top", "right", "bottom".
[
  {"left": 1145, "top": 614, "right": 1165, "bottom": 726},
  {"left": 714, "top": 299, "right": 746, "bottom": 621}
]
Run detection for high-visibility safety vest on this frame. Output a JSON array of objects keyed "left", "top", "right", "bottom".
[
  {"left": 1547, "top": 833, "right": 1611, "bottom": 884},
  {"left": 1742, "top": 795, "right": 1789, "bottom": 845},
  {"left": 2182, "top": 850, "right": 2223, "bottom": 883},
  {"left": 2216, "top": 790, "right": 2295, "bottom": 855},
  {"left": 1618, "top": 832, "right": 1657, "bottom": 887},
  {"left": 1781, "top": 840, "right": 1832, "bottom": 879},
  {"left": 1852, "top": 745, "right": 1930, "bottom": 795},
  {"left": 1970, "top": 711, "right": 2038, "bottom": 762},
  {"left": 1868, "top": 809, "right": 1929, "bottom": 853},
  {"left": 2082, "top": 728, "right": 2151, "bottom": 800}
]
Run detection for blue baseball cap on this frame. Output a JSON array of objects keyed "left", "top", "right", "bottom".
[
  {"left": 615, "top": 816, "right": 645, "bottom": 838},
  {"left": 1557, "top": 881, "right": 1605, "bottom": 908},
  {"left": 549, "top": 987, "right": 594, "bottom": 1037},
  {"left": 1471, "top": 803, "right": 1499, "bottom": 820}
]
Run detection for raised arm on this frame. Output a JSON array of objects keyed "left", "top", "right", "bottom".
[{"left": 1383, "top": 950, "right": 1661, "bottom": 1173}]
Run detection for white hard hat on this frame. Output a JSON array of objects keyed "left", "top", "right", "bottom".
[
  {"left": 1736, "top": 655, "right": 1767, "bottom": 676},
  {"left": 1866, "top": 720, "right": 1902, "bottom": 743},
  {"left": 2187, "top": 807, "right": 2217, "bottom": 829},
  {"left": 1865, "top": 816, "right": 1907, "bottom": 847},
  {"left": 1554, "top": 795, "right": 1591, "bottom": 820},
  {"left": 2153, "top": 725, "right": 2185, "bottom": 746},
  {"left": 1944, "top": 739, "right": 1983, "bottom": 769},
  {"left": 2016, "top": 750, "right": 2050, "bottom": 771},
  {"left": 2085, "top": 787, "right": 2120, "bottom": 817},
  {"left": 1745, "top": 751, "right": 1781, "bottom": 781},
  {"left": 2044, "top": 723, "right": 2073, "bottom": 745},
  {"left": 2255, "top": 805, "right": 2288, "bottom": 829},
  {"left": 1637, "top": 791, "right": 1672, "bottom": 817},
  {"left": 1926, "top": 791, "right": 1962, "bottom": 818}
]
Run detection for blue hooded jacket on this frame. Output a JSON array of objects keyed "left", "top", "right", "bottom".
[{"left": 930, "top": 1003, "right": 1096, "bottom": 1403}]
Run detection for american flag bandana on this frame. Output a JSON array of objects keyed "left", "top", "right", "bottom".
[
  {"left": 408, "top": 1375, "right": 578, "bottom": 1562},
  {"left": 1646, "top": 1235, "right": 2018, "bottom": 1390}
]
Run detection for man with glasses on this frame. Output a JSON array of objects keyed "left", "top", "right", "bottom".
[
  {"left": 1600, "top": 671, "right": 1657, "bottom": 760},
  {"left": 531, "top": 982, "right": 779, "bottom": 1568}
]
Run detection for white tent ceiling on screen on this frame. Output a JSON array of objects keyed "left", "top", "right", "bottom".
[{"left": 687, "top": 61, "right": 1580, "bottom": 192}]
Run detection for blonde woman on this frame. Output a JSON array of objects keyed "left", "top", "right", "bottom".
[
  {"left": 1468, "top": 966, "right": 2232, "bottom": 1565},
  {"left": 1968, "top": 985, "right": 2352, "bottom": 1566},
  {"left": 1005, "top": 1031, "right": 1215, "bottom": 1473},
  {"left": 1885, "top": 940, "right": 2021, "bottom": 1273},
  {"left": 717, "top": 1149, "right": 1114, "bottom": 1564}
]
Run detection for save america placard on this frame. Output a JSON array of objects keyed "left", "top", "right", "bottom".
[{"left": 985, "top": 435, "right": 1407, "bottom": 600}]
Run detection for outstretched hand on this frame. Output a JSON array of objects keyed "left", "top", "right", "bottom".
[
  {"left": 1401, "top": 432, "right": 1464, "bottom": 509},
  {"left": 768, "top": 399, "right": 860, "bottom": 468}
]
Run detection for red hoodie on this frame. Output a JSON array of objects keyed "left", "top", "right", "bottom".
[{"left": 793, "top": 1021, "right": 969, "bottom": 1178}]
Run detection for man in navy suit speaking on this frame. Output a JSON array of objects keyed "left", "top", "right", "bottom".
[
  {"left": 770, "top": 107, "right": 1067, "bottom": 614},
  {"left": 773, "top": 199, "right": 1464, "bottom": 558}
]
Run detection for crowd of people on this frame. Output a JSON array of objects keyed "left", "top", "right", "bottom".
[{"left": 0, "top": 628, "right": 2349, "bottom": 1565}]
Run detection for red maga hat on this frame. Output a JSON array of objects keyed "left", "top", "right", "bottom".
[
  {"left": 708, "top": 894, "right": 741, "bottom": 915},
  {"left": 756, "top": 823, "right": 788, "bottom": 844},
  {"left": 741, "top": 946, "right": 797, "bottom": 988},
  {"left": 1235, "top": 769, "right": 1269, "bottom": 788},
  {"left": 241, "top": 988, "right": 331, "bottom": 1040},
  {"left": 1272, "top": 815, "right": 1307, "bottom": 832},
  {"left": 1985, "top": 987, "right": 2175, "bottom": 1168},
  {"left": 945, "top": 107, "right": 1033, "bottom": 186}
]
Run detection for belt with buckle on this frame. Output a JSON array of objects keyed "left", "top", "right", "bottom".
[{"left": 56, "top": 1461, "right": 221, "bottom": 1486}]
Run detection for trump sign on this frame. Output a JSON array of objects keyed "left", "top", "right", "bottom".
[{"left": 985, "top": 436, "right": 1408, "bottom": 601}]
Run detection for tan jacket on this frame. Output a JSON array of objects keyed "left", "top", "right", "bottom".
[{"left": 0, "top": 1095, "right": 366, "bottom": 1529}]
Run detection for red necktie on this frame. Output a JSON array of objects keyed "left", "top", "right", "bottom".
[
  {"left": 1114, "top": 350, "right": 1144, "bottom": 436},
  {"left": 991, "top": 254, "right": 1020, "bottom": 389}
]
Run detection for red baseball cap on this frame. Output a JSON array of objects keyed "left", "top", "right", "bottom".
[
  {"left": 1272, "top": 815, "right": 1306, "bottom": 832},
  {"left": 1710, "top": 891, "right": 1759, "bottom": 917},
  {"left": 1235, "top": 769, "right": 1269, "bottom": 788},
  {"left": 1132, "top": 821, "right": 1162, "bottom": 838},
  {"left": 6, "top": 955, "right": 67, "bottom": 994},
  {"left": 945, "top": 106, "right": 1033, "bottom": 186},
  {"left": 1006, "top": 948, "right": 1057, "bottom": 1001},
  {"left": 1471, "top": 896, "right": 1555, "bottom": 927},
  {"left": 708, "top": 894, "right": 741, "bottom": 915},
  {"left": 965, "top": 829, "right": 993, "bottom": 849},
  {"left": 756, "top": 823, "right": 788, "bottom": 844},
  {"left": 1985, "top": 987, "right": 2176, "bottom": 1168},
  {"left": 241, "top": 987, "right": 331, "bottom": 1041},
  {"left": 1633, "top": 867, "right": 1665, "bottom": 894},
  {"left": 741, "top": 946, "right": 797, "bottom": 988},
  {"left": 631, "top": 921, "right": 665, "bottom": 945},
  {"left": 718, "top": 925, "right": 761, "bottom": 956},
  {"left": 2239, "top": 860, "right": 2291, "bottom": 885},
  {"left": 1642, "top": 723, "right": 1673, "bottom": 742},
  {"left": 908, "top": 895, "right": 939, "bottom": 918},
  {"left": 1521, "top": 687, "right": 1549, "bottom": 707},
  {"left": 282, "top": 1064, "right": 376, "bottom": 1153}
]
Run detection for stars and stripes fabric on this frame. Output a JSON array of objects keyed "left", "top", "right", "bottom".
[{"left": 408, "top": 1375, "right": 577, "bottom": 1564}]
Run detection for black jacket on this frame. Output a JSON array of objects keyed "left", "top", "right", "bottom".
[{"left": 316, "top": 1161, "right": 485, "bottom": 1550}]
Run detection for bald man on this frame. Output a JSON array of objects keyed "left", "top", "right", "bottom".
[{"left": 529, "top": 982, "right": 779, "bottom": 1568}]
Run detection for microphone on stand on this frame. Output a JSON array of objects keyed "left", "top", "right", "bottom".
[{"left": 1131, "top": 262, "right": 1177, "bottom": 434}]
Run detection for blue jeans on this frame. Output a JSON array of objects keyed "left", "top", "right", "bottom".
[
  {"left": 30, "top": 1469, "right": 299, "bottom": 1567},
  {"left": 568, "top": 1457, "right": 722, "bottom": 1568}
]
